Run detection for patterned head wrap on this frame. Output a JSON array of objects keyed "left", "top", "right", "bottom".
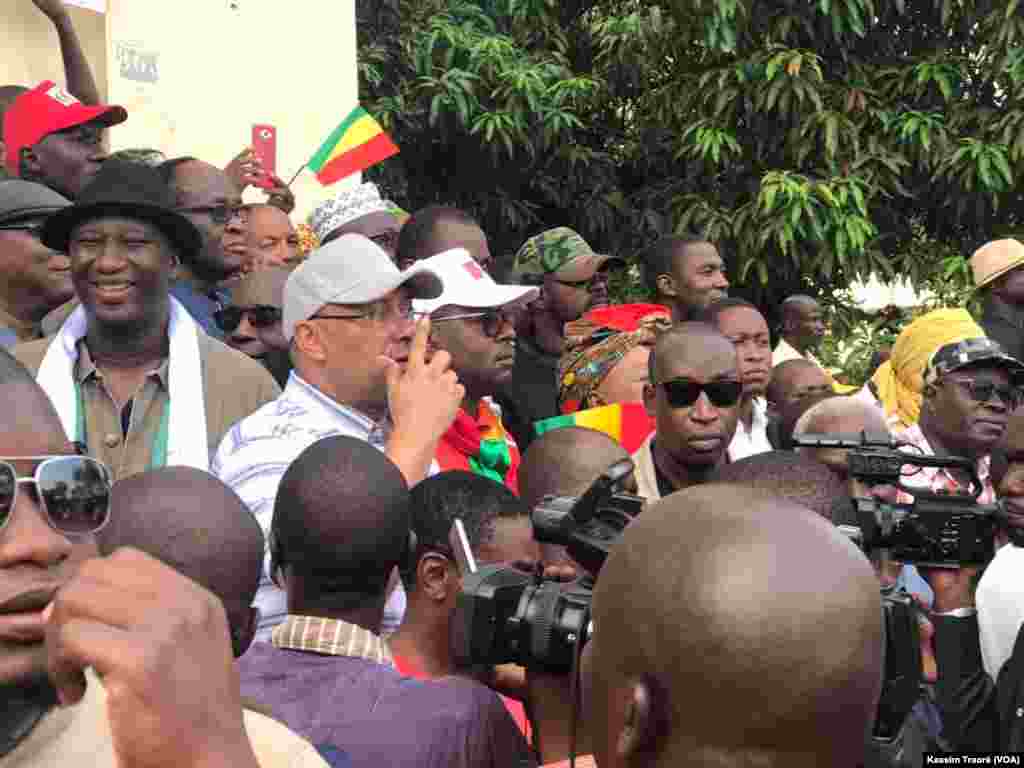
[{"left": 558, "top": 303, "right": 672, "bottom": 413}]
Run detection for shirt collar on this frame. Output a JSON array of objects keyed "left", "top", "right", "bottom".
[
  {"left": 271, "top": 615, "right": 393, "bottom": 665},
  {"left": 75, "top": 339, "right": 170, "bottom": 389},
  {"left": 286, "top": 372, "right": 388, "bottom": 437}
]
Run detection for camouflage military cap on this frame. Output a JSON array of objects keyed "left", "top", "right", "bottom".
[
  {"left": 512, "top": 227, "right": 623, "bottom": 282},
  {"left": 923, "top": 336, "right": 1024, "bottom": 388}
]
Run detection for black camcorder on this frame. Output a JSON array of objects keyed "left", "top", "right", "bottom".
[
  {"left": 791, "top": 430, "right": 1017, "bottom": 568},
  {"left": 450, "top": 459, "right": 643, "bottom": 673}
]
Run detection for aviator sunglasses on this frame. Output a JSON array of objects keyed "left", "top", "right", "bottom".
[
  {"left": 661, "top": 379, "right": 744, "bottom": 409},
  {"left": 0, "top": 456, "right": 112, "bottom": 536},
  {"left": 214, "top": 306, "right": 282, "bottom": 334}
]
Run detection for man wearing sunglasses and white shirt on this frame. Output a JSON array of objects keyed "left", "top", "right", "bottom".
[
  {"left": 412, "top": 249, "right": 538, "bottom": 494},
  {"left": 213, "top": 234, "right": 465, "bottom": 642},
  {"left": 633, "top": 322, "right": 742, "bottom": 500},
  {"left": 0, "top": 181, "right": 74, "bottom": 347}
]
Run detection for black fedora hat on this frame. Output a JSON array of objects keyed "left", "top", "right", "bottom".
[{"left": 41, "top": 157, "right": 202, "bottom": 258}]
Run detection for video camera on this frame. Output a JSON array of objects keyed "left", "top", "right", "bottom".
[
  {"left": 791, "top": 430, "right": 1015, "bottom": 568},
  {"left": 450, "top": 459, "right": 643, "bottom": 673}
]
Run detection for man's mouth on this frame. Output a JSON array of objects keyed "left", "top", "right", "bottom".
[
  {"left": 0, "top": 586, "right": 59, "bottom": 644},
  {"left": 91, "top": 280, "right": 133, "bottom": 299},
  {"left": 688, "top": 435, "right": 723, "bottom": 451}
]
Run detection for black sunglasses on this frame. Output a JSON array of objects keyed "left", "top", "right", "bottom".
[
  {"left": 0, "top": 222, "right": 45, "bottom": 238},
  {"left": 429, "top": 309, "right": 517, "bottom": 338},
  {"left": 949, "top": 378, "right": 1023, "bottom": 409},
  {"left": 661, "top": 379, "right": 743, "bottom": 409},
  {"left": 0, "top": 456, "right": 112, "bottom": 536},
  {"left": 214, "top": 306, "right": 282, "bottom": 333},
  {"left": 177, "top": 204, "right": 244, "bottom": 225}
]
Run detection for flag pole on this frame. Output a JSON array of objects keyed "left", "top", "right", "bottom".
[{"left": 286, "top": 164, "right": 307, "bottom": 188}]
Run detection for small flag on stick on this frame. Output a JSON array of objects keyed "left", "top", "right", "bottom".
[{"left": 308, "top": 106, "right": 399, "bottom": 186}]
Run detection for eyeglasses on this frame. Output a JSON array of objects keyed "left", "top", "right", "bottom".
[
  {"left": 661, "top": 379, "right": 743, "bottom": 409},
  {"left": 177, "top": 204, "right": 245, "bottom": 225},
  {"left": 949, "top": 378, "right": 1022, "bottom": 409},
  {"left": 0, "top": 222, "right": 45, "bottom": 239},
  {"left": 0, "top": 456, "right": 112, "bottom": 536},
  {"left": 312, "top": 300, "right": 415, "bottom": 325},
  {"left": 214, "top": 305, "right": 282, "bottom": 333},
  {"left": 429, "top": 309, "right": 517, "bottom": 338}
]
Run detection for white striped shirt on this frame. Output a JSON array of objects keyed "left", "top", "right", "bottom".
[{"left": 213, "top": 372, "right": 431, "bottom": 641}]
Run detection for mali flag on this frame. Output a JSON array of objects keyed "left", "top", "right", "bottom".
[
  {"left": 308, "top": 106, "right": 399, "bottom": 186},
  {"left": 533, "top": 402, "right": 654, "bottom": 454}
]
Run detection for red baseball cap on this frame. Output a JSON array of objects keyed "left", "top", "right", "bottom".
[{"left": 3, "top": 81, "right": 127, "bottom": 174}]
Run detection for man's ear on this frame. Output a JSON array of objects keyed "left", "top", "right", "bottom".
[
  {"left": 616, "top": 677, "right": 663, "bottom": 762},
  {"left": 655, "top": 273, "right": 677, "bottom": 300},
  {"left": 418, "top": 553, "right": 456, "bottom": 602},
  {"left": 293, "top": 321, "right": 327, "bottom": 363},
  {"left": 643, "top": 382, "right": 657, "bottom": 417}
]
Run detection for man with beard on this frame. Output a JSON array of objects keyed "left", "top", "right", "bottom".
[
  {"left": 496, "top": 228, "right": 623, "bottom": 452},
  {"left": 412, "top": 249, "right": 538, "bottom": 493},
  {"left": 633, "top": 322, "right": 741, "bottom": 500},
  {"left": 639, "top": 235, "right": 729, "bottom": 321}
]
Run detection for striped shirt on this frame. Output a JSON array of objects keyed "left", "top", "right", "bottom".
[{"left": 212, "top": 372, "right": 427, "bottom": 641}]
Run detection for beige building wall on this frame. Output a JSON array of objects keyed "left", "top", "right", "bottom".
[
  {"left": 3, "top": 1, "right": 359, "bottom": 220},
  {"left": 0, "top": 5, "right": 108, "bottom": 100}
]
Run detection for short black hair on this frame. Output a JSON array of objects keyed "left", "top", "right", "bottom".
[
  {"left": 272, "top": 436, "right": 410, "bottom": 600},
  {"left": 397, "top": 204, "right": 479, "bottom": 265},
  {"left": 709, "top": 451, "right": 848, "bottom": 521},
  {"left": 638, "top": 234, "right": 708, "bottom": 295},
  {"left": 776, "top": 391, "right": 836, "bottom": 450},
  {"left": 403, "top": 471, "right": 527, "bottom": 587},
  {"left": 155, "top": 156, "right": 200, "bottom": 204},
  {"left": 697, "top": 297, "right": 761, "bottom": 328}
]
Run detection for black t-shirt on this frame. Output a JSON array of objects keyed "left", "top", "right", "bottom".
[{"left": 495, "top": 338, "right": 560, "bottom": 453}]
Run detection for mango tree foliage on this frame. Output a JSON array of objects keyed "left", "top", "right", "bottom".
[{"left": 357, "top": 0, "right": 1024, "bottom": 318}]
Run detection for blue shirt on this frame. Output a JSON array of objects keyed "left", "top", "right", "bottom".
[{"left": 170, "top": 281, "right": 227, "bottom": 340}]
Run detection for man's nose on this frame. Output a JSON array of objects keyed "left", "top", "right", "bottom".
[
  {"left": 690, "top": 392, "right": 719, "bottom": 423},
  {"left": 232, "top": 313, "right": 257, "bottom": 341}
]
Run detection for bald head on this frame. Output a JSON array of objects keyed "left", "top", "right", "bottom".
[
  {"left": 273, "top": 436, "right": 410, "bottom": 613},
  {"left": 766, "top": 359, "right": 831, "bottom": 411},
  {"left": 709, "top": 450, "right": 849, "bottom": 521},
  {"left": 587, "top": 484, "right": 882, "bottom": 768},
  {"left": 648, "top": 322, "right": 737, "bottom": 385},
  {"left": 100, "top": 468, "right": 263, "bottom": 656},
  {"left": 519, "top": 427, "right": 631, "bottom": 511},
  {"left": 794, "top": 396, "right": 889, "bottom": 439}
]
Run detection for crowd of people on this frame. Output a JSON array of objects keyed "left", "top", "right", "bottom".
[{"left": 8, "top": 3, "right": 1024, "bottom": 767}]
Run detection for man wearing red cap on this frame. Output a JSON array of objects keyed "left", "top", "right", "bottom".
[{"left": 3, "top": 80, "right": 126, "bottom": 200}]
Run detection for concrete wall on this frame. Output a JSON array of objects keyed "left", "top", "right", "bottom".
[{"left": 3, "top": 1, "right": 360, "bottom": 220}]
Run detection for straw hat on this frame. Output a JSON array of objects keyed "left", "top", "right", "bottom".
[{"left": 971, "top": 238, "right": 1024, "bottom": 289}]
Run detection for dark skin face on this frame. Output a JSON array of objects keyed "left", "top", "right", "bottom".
[
  {"left": 996, "top": 408, "right": 1024, "bottom": 529},
  {"left": 330, "top": 211, "right": 401, "bottom": 262},
  {"left": 662, "top": 242, "right": 728, "bottom": 318},
  {"left": 172, "top": 161, "right": 245, "bottom": 284},
  {"left": 715, "top": 306, "right": 771, "bottom": 398},
  {"left": 922, "top": 364, "right": 1013, "bottom": 460},
  {"left": 770, "top": 364, "right": 831, "bottom": 412},
  {"left": 412, "top": 219, "right": 493, "bottom": 274},
  {"left": 0, "top": 392, "right": 98, "bottom": 687},
  {"left": 429, "top": 304, "right": 517, "bottom": 402},
  {"left": 993, "top": 265, "right": 1024, "bottom": 306},
  {"left": 69, "top": 217, "right": 174, "bottom": 333},
  {"left": 0, "top": 215, "right": 73, "bottom": 320},
  {"left": 544, "top": 269, "right": 611, "bottom": 324},
  {"left": 784, "top": 300, "right": 827, "bottom": 352},
  {"left": 643, "top": 333, "right": 740, "bottom": 471},
  {"left": 23, "top": 121, "right": 107, "bottom": 200}
]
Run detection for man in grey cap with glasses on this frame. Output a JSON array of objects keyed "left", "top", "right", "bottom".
[
  {"left": 213, "top": 233, "right": 465, "bottom": 641},
  {"left": 0, "top": 180, "right": 74, "bottom": 347}
]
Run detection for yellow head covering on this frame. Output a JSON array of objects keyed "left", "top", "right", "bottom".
[{"left": 870, "top": 308, "right": 983, "bottom": 430}]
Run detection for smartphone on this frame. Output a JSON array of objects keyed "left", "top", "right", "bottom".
[
  {"left": 448, "top": 518, "right": 478, "bottom": 575},
  {"left": 251, "top": 124, "right": 277, "bottom": 189}
]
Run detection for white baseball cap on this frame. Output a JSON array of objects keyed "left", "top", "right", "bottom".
[
  {"left": 412, "top": 249, "right": 539, "bottom": 315},
  {"left": 283, "top": 234, "right": 443, "bottom": 341}
]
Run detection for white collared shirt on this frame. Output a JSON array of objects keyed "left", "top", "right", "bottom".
[
  {"left": 727, "top": 397, "right": 772, "bottom": 462},
  {"left": 212, "top": 373, "right": 434, "bottom": 641}
]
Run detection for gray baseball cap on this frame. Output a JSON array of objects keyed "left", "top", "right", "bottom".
[
  {"left": 0, "top": 179, "right": 70, "bottom": 225},
  {"left": 283, "top": 233, "right": 444, "bottom": 341}
]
